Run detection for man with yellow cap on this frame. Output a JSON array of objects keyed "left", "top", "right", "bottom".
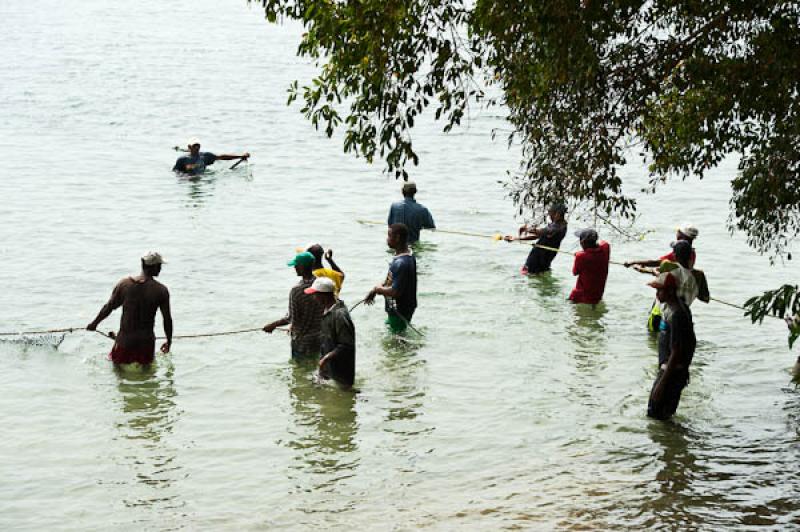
[{"left": 87, "top": 252, "right": 173, "bottom": 365}]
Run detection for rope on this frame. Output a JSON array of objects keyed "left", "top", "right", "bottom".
[
  {"left": 0, "top": 327, "right": 85, "bottom": 336},
  {"left": 357, "top": 219, "right": 785, "bottom": 321}
]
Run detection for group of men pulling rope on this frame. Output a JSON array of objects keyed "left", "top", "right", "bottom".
[{"left": 35, "top": 141, "right": 794, "bottom": 420}]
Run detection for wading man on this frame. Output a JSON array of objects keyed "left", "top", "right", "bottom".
[
  {"left": 504, "top": 203, "right": 568, "bottom": 275},
  {"left": 647, "top": 271, "right": 696, "bottom": 420},
  {"left": 568, "top": 228, "right": 611, "bottom": 305},
  {"left": 87, "top": 252, "right": 173, "bottom": 365},
  {"left": 365, "top": 223, "right": 417, "bottom": 334},
  {"left": 387, "top": 181, "right": 436, "bottom": 245},
  {"left": 263, "top": 251, "right": 323, "bottom": 359},
  {"left": 305, "top": 277, "right": 356, "bottom": 388},
  {"left": 173, "top": 137, "right": 249, "bottom": 174}
]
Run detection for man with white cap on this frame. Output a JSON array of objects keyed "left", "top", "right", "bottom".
[
  {"left": 387, "top": 181, "right": 436, "bottom": 245},
  {"left": 87, "top": 252, "right": 173, "bottom": 365},
  {"left": 624, "top": 223, "right": 699, "bottom": 270},
  {"left": 305, "top": 277, "right": 356, "bottom": 388},
  {"left": 173, "top": 137, "right": 250, "bottom": 174}
]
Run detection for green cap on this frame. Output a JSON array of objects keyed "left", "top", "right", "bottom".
[{"left": 288, "top": 251, "right": 315, "bottom": 267}]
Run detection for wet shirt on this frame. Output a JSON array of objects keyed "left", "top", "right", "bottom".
[
  {"left": 660, "top": 264, "right": 699, "bottom": 323},
  {"left": 383, "top": 253, "right": 417, "bottom": 320},
  {"left": 173, "top": 152, "right": 217, "bottom": 174},
  {"left": 387, "top": 198, "right": 435, "bottom": 244},
  {"left": 312, "top": 267, "right": 344, "bottom": 296},
  {"left": 286, "top": 278, "right": 323, "bottom": 357},
  {"left": 102, "top": 276, "right": 169, "bottom": 349},
  {"left": 569, "top": 241, "right": 610, "bottom": 304},
  {"left": 319, "top": 300, "right": 356, "bottom": 386}
]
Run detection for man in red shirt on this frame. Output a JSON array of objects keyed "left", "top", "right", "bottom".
[{"left": 569, "top": 229, "right": 610, "bottom": 305}]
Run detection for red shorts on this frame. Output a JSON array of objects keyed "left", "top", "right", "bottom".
[{"left": 109, "top": 342, "right": 155, "bottom": 365}]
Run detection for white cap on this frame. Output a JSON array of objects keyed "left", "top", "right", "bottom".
[
  {"left": 677, "top": 223, "right": 699, "bottom": 239},
  {"left": 304, "top": 277, "right": 335, "bottom": 295},
  {"left": 187, "top": 137, "right": 201, "bottom": 147},
  {"left": 141, "top": 251, "right": 167, "bottom": 265}
]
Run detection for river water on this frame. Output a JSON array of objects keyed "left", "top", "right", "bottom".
[{"left": 1, "top": 1, "right": 798, "bottom": 530}]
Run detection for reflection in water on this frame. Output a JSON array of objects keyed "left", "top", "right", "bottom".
[
  {"left": 380, "top": 335, "right": 428, "bottom": 431},
  {"left": 285, "top": 361, "right": 358, "bottom": 487},
  {"left": 111, "top": 361, "right": 183, "bottom": 512},
  {"left": 177, "top": 171, "right": 218, "bottom": 209},
  {"left": 565, "top": 303, "right": 609, "bottom": 405}
]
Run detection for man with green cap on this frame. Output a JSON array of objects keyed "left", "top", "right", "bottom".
[{"left": 263, "top": 251, "right": 323, "bottom": 359}]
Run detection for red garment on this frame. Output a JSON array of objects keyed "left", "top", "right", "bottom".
[
  {"left": 660, "top": 249, "right": 696, "bottom": 268},
  {"left": 108, "top": 341, "right": 155, "bottom": 365},
  {"left": 569, "top": 241, "right": 610, "bottom": 304}
]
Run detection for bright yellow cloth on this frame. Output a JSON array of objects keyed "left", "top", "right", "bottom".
[{"left": 313, "top": 268, "right": 344, "bottom": 295}]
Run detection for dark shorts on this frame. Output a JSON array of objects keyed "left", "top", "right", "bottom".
[
  {"left": 109, "top": 342, "right": 155, "bottom": 365},
  {"left": 647, "top": 368, "right": 689, "bottom": 420},
  {"left": 524, "top": 248, "right": 556, "bottom": 274},
  {"left": 657, "top": 328, "right": 671, "bottom": 366}
]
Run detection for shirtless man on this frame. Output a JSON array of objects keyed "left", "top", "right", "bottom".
[{"left": 87, "top": 252, "right": 173, "bottom": 365}]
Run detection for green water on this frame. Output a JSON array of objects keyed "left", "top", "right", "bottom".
[{"left": 1, "top": 0, "right": 798, "bottom": 529}]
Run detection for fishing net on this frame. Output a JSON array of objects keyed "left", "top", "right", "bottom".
[{"left": 0, "top": 333, "right": 67, "bottom": 348}]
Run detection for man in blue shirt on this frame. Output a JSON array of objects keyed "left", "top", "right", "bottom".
[
  {"left": 387, "top": 181, "right": 435, "bottom": 244},
  {"left": 365, "top": 223, "right": 418, "bottom": 333},
  {"left": 173, "top": 137, "right": 249, "bottom": 174}
]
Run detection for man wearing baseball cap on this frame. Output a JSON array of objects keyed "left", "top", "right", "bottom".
[
  {"left": 305, "top": 277, "right": 356, "bottom": 388},
  {"left": 647, "top": 271, "right": 696, "bottom": 420},
  {"left": 172, "top": 137, "right": 250, "bottom": 175},
  {"left": 263, "top": 251, "right": 323, "bottom": 359},
  {"left": 624, "top": 222, "right": 699, "bottom": 270},
  {"left": 87, "top": 252, "right": 173, "bottom": 365},
  {"left": 387, "top": 181, "right": 436, "bottom": 245},
  {"left": 569, "top": 228, "right": 611, "bottom": 305}
]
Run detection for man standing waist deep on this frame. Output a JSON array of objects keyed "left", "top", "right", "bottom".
[
  {"left": 387, "top": 181, "right": 435, "bottom": 245},
  {"left": 365, "top": 223, "right": 417, "bottom": 333},
  {"left": 87, "top": 252, "right": 173, "bottom": 365}
]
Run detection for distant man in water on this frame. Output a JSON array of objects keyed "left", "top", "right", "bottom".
[
  {"left": 173, "top": 137, "right": 249, "bottom": 175},
  {"left": 387, "top": 181, "right": 436, "bottom": 245},
  {"left": 504, "top": 203, "right": 568, "bottom": 275},
  {"left": 306, "top": 243, "right": 346, "bottom": 296},
  {"left": 263, "top": 251, "right": 323, "bottom": 359},
  {"left": 305, "top": 277, "right": 356, "bottom": 388},
  {"left": 365, "top": 223, "right": 417, "bottom": 334},
  {"left": 568, "top": 228, "right": 610, "bottom": 305},
  {"left": 87, "top": 252, "right": 173, "bottom": 365},
  {"left": 647, "top": 271, "right": 696, "bottom": 420}
]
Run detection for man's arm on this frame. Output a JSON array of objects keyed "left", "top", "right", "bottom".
[
  {"left": 86, "top": 283, "right": 123, "bottom": 330},
  {"left": 214, "top": 152, "right": 250, "bottom": 161},
  {"left": 264, "top": 289, "right": 293, "bottom": 333},
  {"left": 422, "top": 208, "right": 435, "bottom": 230},
  {"left": 324, "top": 249, "right": 345, "bottom": 279},
  {"left": 159, "top": 291, "right": 173, "bottom": 353},
  {"left": 625, "top": 259, "right": 661, "bottom": 268}
]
